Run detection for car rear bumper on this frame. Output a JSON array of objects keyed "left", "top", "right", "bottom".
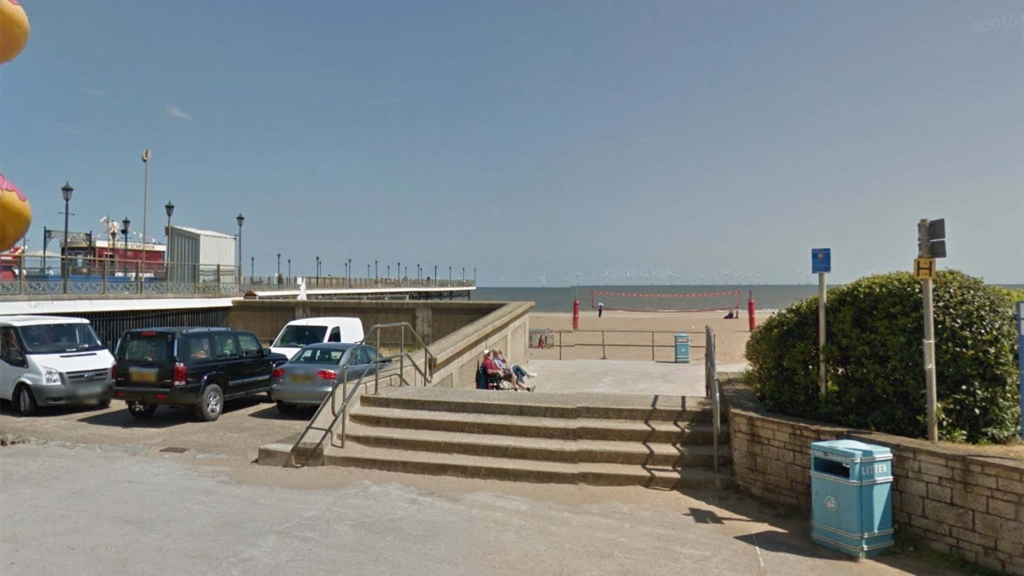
[
  {"left": 113, "top": 385, "right": 201, "bottom": 407},
  {"left": 30, "top": 382, "right": 113, "bottom": 407},
  {"left": 269, "top": 382, "right": 332, "bottom": 405}
]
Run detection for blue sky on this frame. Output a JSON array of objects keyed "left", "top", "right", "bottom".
[{"left": 1, "top": 1, "right": 1021, "bottom": 285}]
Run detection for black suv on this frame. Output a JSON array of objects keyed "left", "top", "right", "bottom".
[{"left": 112, "top": 327, "right": 288, "bottom": 421}]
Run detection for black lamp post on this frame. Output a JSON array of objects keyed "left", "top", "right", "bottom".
[
  {"left": 288, "top": 258, "right": 291, "bottom": 279},
  {"left": 374, "top": 260, "right": 378, "bottom": 281},
  {"left": 434, "top": 265, "right": 437, "bottom": 285},
  {"left": 316, "top": 256, "right": 321, "bottom": 286},
  {"left": 121, "top": 216, "right": 131, "bottom": 276},
  {"left": 250, "top": 256, "right": 254, "bottom": 280},
  {"left": 236, "top": 213, "right": 245, "bottom": 285},
  {"left": 277, "top": 253, "right": 281, "bottom": 284},
  {"left": 347, "top": 258, "right": 352, "bottom": 287},
  {"left": 164, "top": 201, "right": 174, "bottom": 282},
  {"left": 60, "top": 183, "right": 74, "bottom": 292}
]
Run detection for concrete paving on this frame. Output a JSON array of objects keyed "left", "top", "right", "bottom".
[
  {"left": 524, "top": 359, "right": 747, "bottom": 396},
  {"left": 1, "top": 443, "right": 960, "bottom": 576}
]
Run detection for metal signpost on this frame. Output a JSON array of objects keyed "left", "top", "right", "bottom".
[
  {"left": 916, "top": 218, "right": 946, "bottom": 442},
  {"left": 812, "top": 248, "right": 831, "bottom": 397},
  {"left": 1017, "top": 302, "right": 1023, "bottom": 441}
]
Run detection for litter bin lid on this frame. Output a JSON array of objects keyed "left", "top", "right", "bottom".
[{"left": 810, "top": 439, "right": 891, "bottom": 462}]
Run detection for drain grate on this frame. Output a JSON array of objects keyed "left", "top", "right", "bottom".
[{"left": 160, "top": 447, "right": 189, "bottom": 454}]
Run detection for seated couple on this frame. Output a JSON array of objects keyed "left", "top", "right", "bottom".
[{"left": 481, "top": 349, "right": 535, "bottom": 392}]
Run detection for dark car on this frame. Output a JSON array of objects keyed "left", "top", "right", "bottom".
[{"left": 112, "top": 327, "right": 288, "bottom": 421}]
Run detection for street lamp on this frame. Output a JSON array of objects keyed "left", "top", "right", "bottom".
[
  {"left": 236, "top": 213, "right": 245, "bottom": 285},
  {"left": 141, "top": 149, "right": 151, "bottom": 279},
  {"left": 316, "top": 256, "right": 321, "bottom": 286},
  {"left": 277, "top": 253, "right": 281, "bottom": 284},
  {"left": 121, "top": 216, "right": 131, "bottom": 276},
  {"left": 288, "top": 258, "right": 291, "bottom": 279},
  {"left": 164, "top": 201, "right": 174, "bottom": 283},
  {"left": 250, "top": 256, "right": 254, "bottom": 280},
  {"left": 60, "top": 182, "right": 74, "bottom": 292},
  {"left": 375, "top": 260, "right": 378, "bottom": 281},
  {"left": 347, "top": 258, "right": 352, "bottom": 287}
]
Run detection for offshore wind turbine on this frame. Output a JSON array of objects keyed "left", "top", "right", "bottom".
[{"left": 539, "top": 273, "right": 547, "bottom": 287}]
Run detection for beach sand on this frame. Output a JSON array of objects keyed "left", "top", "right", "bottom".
[{"left": 527, "top": 310, "right": 758, "bottom": 365}]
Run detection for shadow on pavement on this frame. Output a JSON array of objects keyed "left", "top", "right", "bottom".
[
  {"left": 0, "top": 400, "right": 109, "bottom": 419},
  {"left": 79, "top": 397, "right": 267, "bottom": 428},
  {"left": 247, "top": 404, "right": 317, "bottom": 421}
]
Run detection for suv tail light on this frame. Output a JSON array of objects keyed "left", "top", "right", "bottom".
[
  {"left": 317, "top": 370, "right": 338, "bottom": 380},
  {"left": 271, "top": 367, "right": 284, "bottom": 379},
  {"left": 173, "top": 362, "right": 187, "bottom": 387}
]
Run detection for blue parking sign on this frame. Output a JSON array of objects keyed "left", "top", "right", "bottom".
[{"left": 812, "top": 248, "right": 831, "bottom": 274}]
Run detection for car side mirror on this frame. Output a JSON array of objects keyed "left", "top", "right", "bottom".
[{"left": 262, "top": 347, "right": 272, "bottom": 356}]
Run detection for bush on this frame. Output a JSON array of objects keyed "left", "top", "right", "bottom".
[{"left": 745, "top": 270, "right": 1021, "bottom": 443}]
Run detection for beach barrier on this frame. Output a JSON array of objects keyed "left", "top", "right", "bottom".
[
  {"left": 535, "top": 329, "right": 706, "bottom": 361},
  {"left": 590, "top": 290, "right": 742, "bottom": 313}
]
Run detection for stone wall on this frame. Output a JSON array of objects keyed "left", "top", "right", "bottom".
[
  {"left": 722, "top": 374, "right": 1024, "bottom": 575},
  {"left": 228, "top": 299, "right": 505, "bottom": 345}
]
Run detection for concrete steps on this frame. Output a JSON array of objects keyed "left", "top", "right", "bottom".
[
  {"left": 345, "top": 425, "right": 726, "bottom": 467},
  {"left": 312, "top": 388, "right": 733, "bottom": 490},
  {"left": 350, "top": 407, "right": 726, "bottom": 444},
  {"left": 325, "top": 444, "right": 732, "bottom": 490}
]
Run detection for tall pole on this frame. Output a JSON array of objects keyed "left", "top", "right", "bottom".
[
  {"left": 375, "top": 260, "right": 378, "bottom": 280},
  {"left": 919, "top": 220, "right": 938, "bottom": 442},
  {"left": 141, "top": 150, "right": 150, "bottom": 282},
  {"left": 288, "top": 258, "right": 291, "bottom": 278},
  {"left": 277, "top": 253, "right": 281, "bottom": 281},
  {"left": 236, "top": 213, "right": 245, "bottom": 286},
  {"left": 62, "top": 196, "right": 70, "bottom": 294},
  {"left": 434, "top": 265, "right": 437, "bottom": 285},
  {"left": 347, "top": 258, "right": 352, "bottom": 287},
  {"left": 250, "top": 256, "right": 254, "bottom": 279},
  {"left": 818, "top": 272, "right": 827, "bottom": 396}
]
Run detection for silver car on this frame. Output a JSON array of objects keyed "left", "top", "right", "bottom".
[{"left": 269, "top": 343, "right": 388, "bottom": 413}]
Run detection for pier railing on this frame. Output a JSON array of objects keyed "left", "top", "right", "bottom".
[{"left": 0, "top": 254, "right": 475, "bottom": 297}]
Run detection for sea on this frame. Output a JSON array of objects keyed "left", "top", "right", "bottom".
[{"left": 473, "top": 284, "right": 1024, "bottom": 313}]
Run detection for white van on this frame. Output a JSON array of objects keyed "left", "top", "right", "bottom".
[
  {"left": 269, "top": 317, "right": 365, "bottom": 360},
  {"left": 0, "top": 315, "right": 116, "bottom": 415}
]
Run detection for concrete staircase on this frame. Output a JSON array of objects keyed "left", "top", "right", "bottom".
[{"left": 294, "top": 388, "right": 732, "bottom": 490}]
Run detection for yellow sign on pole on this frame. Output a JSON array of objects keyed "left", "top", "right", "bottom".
[{"left": 914, "top": 257, "right": 936, "bottom": 280}]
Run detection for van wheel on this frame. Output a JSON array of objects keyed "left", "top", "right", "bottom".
[
  {"left": 195, "top": 385, "right": 223, "bottom": 422},
  {"left": 276, "top": 401, "right": 296, "bottom": 414},
  {"left": 14, "top": 385, "right": 37, "bottom": 417},
  {"left": 128, "top": 402, "right": 157, "bottom": 418}
]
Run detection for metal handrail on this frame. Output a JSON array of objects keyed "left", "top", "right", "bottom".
[
  {"left": 705, "top": 325, "right": 721, "bottom": 473},
  {"left": 287, "top": 321, "right": 434, "bottom": 466}
]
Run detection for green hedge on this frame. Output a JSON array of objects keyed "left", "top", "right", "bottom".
[{"left": 745, "top": 270, "right": 1021, "bottom": 443}]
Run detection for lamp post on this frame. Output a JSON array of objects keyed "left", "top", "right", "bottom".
[
  {"left": 375, "top": 260, "right": 378, "bottom": 281},
  {"left": 434, "top": 265, "right": 437, "bottom": 285},
  {"left": 250, "top": 256, "right": 254, "bottom": 280},
  {"left": 236, "top": 213, "right": 245, "bottom": 285},
  {"left": 141, "top": 149, "right": 151, "bottom": 280},
  {"left": 164, "top": 201, "right": 174, "bottom": 283},
  {"left": 121, "top": 217, "right": 131, "bottom": 277},
  {"left": 60, "top": 183, "right": 74, "bottom": 293},
  {"left": 316, "top": 256, "right": 321, "bottom": 286},
  {"left": 347, "top": 258, "right": 352, "bottom": 287},
  {"left": 277, "top": 253, "right": 281, "bottom": 284},
  {"left": 449, "top": 266, "right": 452, "bottom": 284},
  {"left": 288, "top": 258, "right": 291, "bottom": 279},
  {"left": 462, "top": 266, "right": 465, "bottom": 282}
]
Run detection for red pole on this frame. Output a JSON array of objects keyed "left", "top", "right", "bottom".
[
  {"left": 748, "top": 290, "right": 756, "bottom": 332},
  {"left": 573, "top": 294, "right": 580, "bottom": 332}
]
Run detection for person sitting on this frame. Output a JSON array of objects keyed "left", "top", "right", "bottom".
[
  {"left": 493, "top": 349, "right": 532, "bottom": 392},
  {"left": 480, "top": 350, "right": 509, "bottom": 390}
]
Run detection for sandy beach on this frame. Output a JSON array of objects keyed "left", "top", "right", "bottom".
[{"left": 527, "top": 310, "right": 757, "bottom": 365}]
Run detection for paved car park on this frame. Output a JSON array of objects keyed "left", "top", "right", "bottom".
[{"left": 0, "top": 396, "right": 310, "bottom": 460}]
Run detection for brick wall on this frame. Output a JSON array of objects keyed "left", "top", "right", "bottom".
[{"left": 722, "top": 374, "right": 1024, "bottom": 575}]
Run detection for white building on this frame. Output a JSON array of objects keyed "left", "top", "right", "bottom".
[{"left": 167, "top": 226, "right": 237, "bottom": 284}]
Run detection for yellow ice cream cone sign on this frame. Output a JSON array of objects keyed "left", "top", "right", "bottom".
[{"left": 0, "top": 0, "right": 30, "bottom": 65}]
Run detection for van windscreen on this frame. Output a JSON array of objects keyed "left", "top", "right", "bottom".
[
  {"left": 18, "top": 323, "right": 106, "bottom": 354},
  {"left": 274, "top": 325, "right": 328, "bottom": 348}
]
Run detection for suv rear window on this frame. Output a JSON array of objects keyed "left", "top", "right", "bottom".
[
  {"left": 118, "top": 332, "right": 174, "bottom": 362},
  {"left": 274, "top": 325, "right": 328, "bottom": 348}
]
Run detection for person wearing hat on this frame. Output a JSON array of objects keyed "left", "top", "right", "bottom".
[{"left": 493, "top": 349, "right": 532, "bottom": 392}]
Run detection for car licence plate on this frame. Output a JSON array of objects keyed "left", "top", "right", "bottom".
[
  {"left": 289, "top": 373, "right": 314, "bottom": 384},
  {"left": 130, "top": 367, "right": 159, "bottom": 384}
]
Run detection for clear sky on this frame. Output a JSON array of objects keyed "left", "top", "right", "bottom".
[{"left": 1, "top": 1, "right": 1021, "bottom": 286}]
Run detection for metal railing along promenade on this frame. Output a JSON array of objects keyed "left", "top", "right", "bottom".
[
  {"left": 0, "top": 254, "right": 475, "bottom": 297},
  {"left": 288, "top": 322, "right": 435, "bottom": 466},
  {"left": 531, "top": 329, "right": 706, "bottom": 361}
]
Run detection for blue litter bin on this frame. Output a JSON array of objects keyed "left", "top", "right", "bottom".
[
  {"left": 810, "top": 439, "right": 894, "bottom": 558},
  {"left": 674, "top": 333, "right": 690, "bottom": 363}
]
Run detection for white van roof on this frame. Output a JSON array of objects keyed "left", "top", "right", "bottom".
[
  {"left": 0, "top": 315, "right": 92, "bottom": 327},
  {"left": 283, "top": 317, "right": 362, "bottom": 327}
]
